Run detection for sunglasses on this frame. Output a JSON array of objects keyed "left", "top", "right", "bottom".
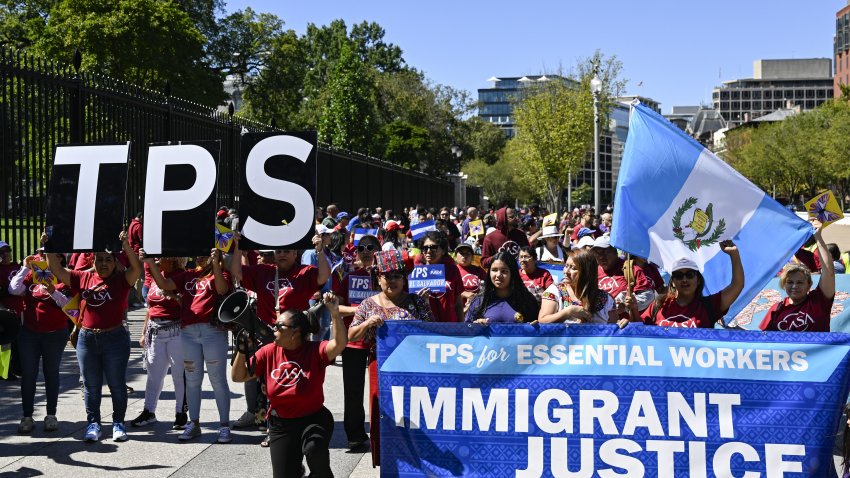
[
  {"left": 421, "top": 245, "right": 441, "bottom": 252},
  {"left": 671, "top": 270, "right": 698, "bottom": 280},
  {"left": 356, "top": 244, "right": 377, "bottom": 253},
  {"left": 272, "top": 322, "right": 296, "bottom": 332}
]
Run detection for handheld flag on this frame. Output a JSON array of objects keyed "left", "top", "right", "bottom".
[
  {"left": 805, "top": 190, "right": 843, "bottom": 229},
  {"left": 542, "top": 213, "right": 558, "bottom": 228},
  {"left": 215, "top": 224, "right": 234, "bottom": 252},
  {"left": 353, "top": 228, "right": 378, "bottom": 246},
  {"left": 611, "top": 103, "right": 812, "bottom": 324},
  {"left": 63, "top": 294, "right": 82, "bottom": 325},
  {"left": 29, "top": 261, "right": 57, "bottom": 286},
  {"left": 410, "top": 220, "right": 436, "bottom": 241},
  {"left": 468, "top": 220, "right": 484, "bottom": 237}
]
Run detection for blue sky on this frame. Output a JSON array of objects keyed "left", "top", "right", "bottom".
[{"left": 225, "top": 1, "right": 837, "bottom": 114}]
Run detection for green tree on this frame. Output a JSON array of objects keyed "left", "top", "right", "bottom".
[
  {"left": 240, "top": 29, "right": 306, "bottom": 129},
  {"left": 318, "top": 42, "right": 376, "bottom": 153},
  {"left": 206, "top": 7, "right": 283, "bottom": 82},
  {"left": 381, "top": 120, "right": 431, "bottom": 170},
  {"left": 571, "top": 183, "right": 593, "bottom": 206}
]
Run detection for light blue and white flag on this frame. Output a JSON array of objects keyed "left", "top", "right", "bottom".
[
  {"left": 352, "top": 228, "right": 378, "bottom": 246},
  {"left": 410, "top": 220, "right": 436, "bottom": 241},
  {"left": 611, "top": 103, "right": 812, "bottom": 323}
]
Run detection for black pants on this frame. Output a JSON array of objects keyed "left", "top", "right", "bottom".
[
  {"left": 341, "top": 347, "right": 369, "bottom": 443},
  {"left": 269, "top": 406, "right": 334, "bottom": 478}
]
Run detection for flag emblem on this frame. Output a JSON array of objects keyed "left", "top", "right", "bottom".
[{"left": 672, "top": 197, "right": 726, "bottom": 251}]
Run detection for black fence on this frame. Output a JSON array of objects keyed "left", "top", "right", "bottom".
[{"left": 0, "top": 48, "right": 452, "bottom": 257}]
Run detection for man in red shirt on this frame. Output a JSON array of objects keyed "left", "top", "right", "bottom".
[
  {"left": 481, "top": 207, "right": 529, "bottom": 268},
  {"left": 591, "top": 236, "right": 655, "bottom": 316}
]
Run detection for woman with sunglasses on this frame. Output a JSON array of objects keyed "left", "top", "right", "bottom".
[
  {"left": 143, "top": 249, "right": 231, "bottom": 443},
  {"left": 348, "top": 250, "right": 434, "bottom": 466},
  {"left": 465, "top": 251, "right": 539, "bottom": 324},
  {"left": 333, "top": 233, "right": 379, "bottom": 449},
  {"left": 538, "top": 249, "right": 618, "bottom": 325},
  {"left": 760, "top": 219, "right": 835, "bottom": 332},
  {"left": 627, "top": 240, "right": 744, "bottom": 328},
  {"left": 414, "top": 231, "right": 464, "bottom": 323},
  {"left": 232, "top": 292, "right": 346, "bottom": 478}
]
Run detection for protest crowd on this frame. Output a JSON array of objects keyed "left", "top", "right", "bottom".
[{"left": 0, "top": 198, "right": 845, "bottom": 477}]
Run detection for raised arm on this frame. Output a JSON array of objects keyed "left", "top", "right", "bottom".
[
  {"left": 314, "top": 235, "right": 330, "bottom": 287},
  {"left": 8, "top": 256, "right": 32, "bottom": 296},
  {"left": 211, "top": 249, "right": 229, "bottom": 295},
  {"left": 812, "top": 220, "right": 835, "bottom": 301},
  {"left": 323, "top": 292, "right": 347, "bottom": 360},
  {"left": 142, "top": 251, "right": 177, "bottom": 292},
  {"left": 229, "top": 234, "right": 244, "bottom": 284},
  {"left": 231, "top": 351, "right": 256, "bottom": 382},
  {"left": 120, "top": 230, "right": 143, "bottom": 287},
  {"left": 719, "top": 240, "right": 744, "bottom": 313}
]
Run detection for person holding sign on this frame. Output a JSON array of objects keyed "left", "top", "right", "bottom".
[
  {"left": 348, "top": 250, "right": 434, "bottom": 466},
  {"left": 232, "top": 292, "right": 345, "bottom": 478},
  {"left": 45, "top": 230, "right": 142, "bottom": 443},
  {"left": 760, "top": 220, "right": 835, "bottom": 332},
  {"left": 626, "top": 240, "right": 744, "bottom": 328},
  {"left": 8, "top": 253, "right": 72, "bottom": 434},
  {"left": 538, "top": 250, "right": 617, "bottom": 325},
  {"left": 464, "top": 251, "right": 539, "bottom": 324},
  {"left": 414, "top": 231, "right": 464, "bottom": 323},
  {"left": 143, "top": 249, "right": 231, "bottom": 443}
]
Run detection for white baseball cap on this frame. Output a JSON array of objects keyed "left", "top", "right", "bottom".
[
  {"left": 576, "top": 236, "right": 595, "bottom": 249},
  {"left": 591, "top": 235, "right": 611, "bottom": 249},
  {"left": 315, "top": 224, "right": 331, "bottom": 235},
  {"left": 671, "top": 257, "right": 700, "bottom": 273}
]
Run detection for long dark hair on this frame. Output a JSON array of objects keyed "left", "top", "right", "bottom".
[
  {"left": 569, "top": 249, "right": 603, "bottom": 312},
  {"left": 469, "top": 252, "right": 539, "bottom": 322},
  {"left": 328, "top": 230, "right": 347, "bottom": 255}
]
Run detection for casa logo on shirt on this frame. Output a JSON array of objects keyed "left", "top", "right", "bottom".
[
  {"left": 499, "top": 241, "right": 521, "bottom": 257},
  {"left": 82, "top": 288, "right": 112, "bottom": 307},
  {"left": 265, "top": 278, "right": 293, "bottom": 295},
  {"left": 776, "top": 311, "right": 814, "bottom": 331},
  {"left": 461, "top": 273, "right": 480, "bottom": 291},
  {"left": 184, "top": 277, "right": 212, "bottom": 297},
  {"left": 657, "top": 315, "right": 698, "bottom": 328},
  {"left": 598, "top": 276, "right": 619, "bottom": 294},
  {"left": 28, "top": 283, "right": 51, "bottom": 300},
  {"left": 270, "top": 360, "right": 307, "bottom": 387},
  {"left": 148, "top": 285, "right": 168, "bottom": 303}
]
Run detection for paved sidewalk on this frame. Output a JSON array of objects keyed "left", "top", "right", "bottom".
[{"left": 0, "top": 308, "right": 379, "bottom": 477}]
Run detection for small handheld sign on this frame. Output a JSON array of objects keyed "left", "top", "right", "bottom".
[
  {"left": 347, "top": 275, "right": 373, "bottom": 305},
  {"left": 408, "top": 264, "right": 446, "bottom": 294}
]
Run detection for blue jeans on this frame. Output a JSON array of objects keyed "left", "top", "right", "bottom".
[
  {"left": 181, "top": 323, "right": 230, "bottom": 424},
  {"left": 76, "top": 326, "right": 130, "bottom": 424},
  {"left": 19, "top": 326, "right": 69, "bottom": 417}
]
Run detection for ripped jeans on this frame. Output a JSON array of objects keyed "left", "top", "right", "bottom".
[{"left": 181, "top": 323, "right": 230, "bottom": 425}]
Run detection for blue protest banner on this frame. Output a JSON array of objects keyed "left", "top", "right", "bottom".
[
  {"left": 408, "top": 264, "right": 446, "bottom": 294},
  {"left": 377, "top": 322, "right": 850, "bottom": 477},
  {"left": 537, "top": 262, "right": 564, "bottom": 285},
  {"left": 348, "top": 275, "right": 373, "bottom": 305}
]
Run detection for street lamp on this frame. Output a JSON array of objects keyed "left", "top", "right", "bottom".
[{"left": 590, "top": 74, "right": 603, "bottom": 214}]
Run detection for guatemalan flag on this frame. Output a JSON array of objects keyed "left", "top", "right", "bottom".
[
  {"left": 410, "top": 220, "right": 437, "bottom": 241},
  {"left": 353, "top": 228, "right": 378, "bottom": 245},
  {"left": 611, "top": 103, "right": 812, "bottom": 324}
]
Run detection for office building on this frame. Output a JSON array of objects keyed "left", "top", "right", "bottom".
[
  {"left": 836, "top": 2, "right": 850, "bottom": 97},
  {"left": 478, "top": 75, "right": 574, "bottom": 138},
  {"left": 712, "top": 59, "right": 832, "bottom": 126}
]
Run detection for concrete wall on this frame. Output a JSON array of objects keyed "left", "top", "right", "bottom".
[{"left": 753, "top": 59, "right": 832, "bottom": 80}]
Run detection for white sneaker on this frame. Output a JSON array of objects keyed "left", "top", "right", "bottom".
[
  {"left": 217, "top": 426, "right": 232, "bottom": 444},
  {"left": 232, "top": 411, "right": 255, "bottom": 428},
  {"left": 178, "top": 421, "right": 201, "bottom": 441}
]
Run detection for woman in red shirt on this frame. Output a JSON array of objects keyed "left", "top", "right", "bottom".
[
  {"left": 232, "top": 292, "right": 346, "bottom": 478},
  {"left": 518, "top": 246, "right": 554, "bottom": 303},
  {"left": 145, "top": 249, "right": 231, "bottom": 443},
  {"left": 626, "top": 241, "right": 744, "bottom": 328},
  {"left": 46, "top": 230, "right": 142, "bottom": 443},
  {"left": 9, "top": 253, "right": 73, "bottom": 434},
  {"left": 414, "top": 231, "right": 463, "bottom": 323},
  {"left": 760, "top": 220, "right": 835, "bottom": 332}
]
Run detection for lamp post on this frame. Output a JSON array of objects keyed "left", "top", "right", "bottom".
[{"left": 590, "top": 74, "right": 603, "bottom": 214}]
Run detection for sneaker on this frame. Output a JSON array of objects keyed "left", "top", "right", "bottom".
[
  {"left": 173, "top": 412, "right": 188, "bottom": 430},
  {"left": 232, "top": 411, "right": 255, "bottom": 428},
  {"left": 112, "top": 423, "right": 129, "bottom": 442},
  {"left": 217, "top": 426, "right": 232, "bottom": 444},
  {"left": 44, "top": 415, "right": 58, "bottom": 432},
  {"left": 18, "top": 417, "right": 34, "bottom": 434},
  {"left": 131, "top": 409, "right": 157, "bottom": 427},
  {"left": 178, "top": 421, "right": 201, "bottom": 441},
  {"left": 84, "top": 423, "right": 101, "bottom": 442}
]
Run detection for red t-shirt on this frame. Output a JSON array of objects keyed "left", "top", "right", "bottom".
[
  {"left": 68, "top": 270, "right": 132, "bottom": 329},
  {"left": 70, "top": 253, "right": 94, "bottom": 271},
  {"left": 128, "top": 218, "right": 143, "bottom": 253},
  {"left": 241, "top": 264, "right": 320, "bottom": 324},
  {"left": 759, "top": 286, "right": 834, "bottom": 332},
  {"left": 641, "top": 263, "right": 666, "bottom": 292},
  {"left": 333, "top": 267, "right": 371, "bottom": 350},
  {"left": 520, "top": 267, "right": 554, "bottom": 292},
  {"left": 597, "top": 259, "right": 653, "bottom": 300},
  {"left": 457, "top": 264, "right": 485, "bottom": 294},
  {"left": 252, "top": 340, "right": 330, "bottom": 419},
  {"left": 641, "top": 293, "right": 724, "bottom": 328},
  {"left": 414, "top": 257, "right": 463, "bottom": 323},
  {"left": 172, "top": 269, "right": 230, "bottom": 327},
  {"left": 22, "top": 274, "right": 72, "bottom": 333},
  {"left": 147, "top": 269, "right": 183, "bottom": 321},
  {"left": 0, "top": 263, "right": 24, "bottom": 313}
]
